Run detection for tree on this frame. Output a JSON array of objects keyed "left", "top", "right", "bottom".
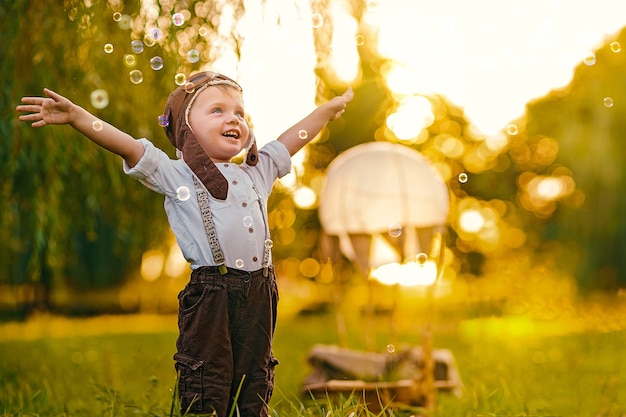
[{"left": 1, "top": 0, "right": 247, "bottom": 312}]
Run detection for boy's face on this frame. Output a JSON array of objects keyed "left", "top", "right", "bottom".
[{"left": 188, "top": 86, "right": 250, "bottom": 163}]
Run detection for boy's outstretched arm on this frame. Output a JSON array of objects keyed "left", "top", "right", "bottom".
[
  {"left": 17, "top": 88, "right": 145, "bottom": 167},
  {"left": 277, "top": 87, "right": 354, "bottom": 156}
]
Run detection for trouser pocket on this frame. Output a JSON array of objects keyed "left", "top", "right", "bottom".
[{"left": 174, "top": 353, "right": 205, "bottom": 414}]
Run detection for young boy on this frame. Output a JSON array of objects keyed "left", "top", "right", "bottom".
[{"left": 17, "top": 71, "right": 353, "bottom": 416}]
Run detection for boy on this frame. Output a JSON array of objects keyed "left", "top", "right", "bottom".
[{"left": 17, "top": 71, "right": 353, "bottom": 416}]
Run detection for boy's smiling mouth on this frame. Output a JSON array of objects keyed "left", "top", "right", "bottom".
[{"left": 222, "top": 129, "right": 240, "bottom": 139}]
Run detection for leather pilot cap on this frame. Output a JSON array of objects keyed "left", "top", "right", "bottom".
[{"left": 162, "top": 71, "right": 258, "bottom": 200}]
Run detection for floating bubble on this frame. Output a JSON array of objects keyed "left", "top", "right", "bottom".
[
  {"left": 583, "top": 52, "right": 596, "bottom": 66},
  {"left": 198, "top": 26, "right": 208, "bottom": 37},
  {"left": 458, "top": 172, "right": 468, "bottom": 183},
  {"left": 298, "top": 129, "right": 308, "bottom": 140},
  {"left": 176, "top": 186, "right": 190, "bottom": 201},
  {"left": 311, "top": 13, "right": 324, "bottom": 28},
  {"left": 148, "top": 27, "right": 163, "bottom": 41},
  {"left": 90, "top": 89, "right": 109, "bottom": 109},
  {"left": 610, "top": 41, "right": 621, "bottom": 53},
  {"left": 174, "top": 73, "right": 187, "bottom": 86},
  {"left": 506, "top": 123, "right": 519, "bottom": 135},
  {"left": 131, "top": 40, "right": 144, "bottom": 54},
  {"left": 92, "top": 120, "right": 104, "bottom": 131},
  {"left": 118, "top": 14, "right": 131, "bottom": 30},
  {"left": 150, "top": 56, "right": 164, "bottom": 71},
  {"left": 264, "top": 239, "right": 274, "bottom": 249},
  {"left": 243, "top": 216, "right": 253, "bottom": 228},
  {"left": 143, "top": 35, "right": 156, "bottom": 47},
  {"left": 112, "top": 12, "right": 122, "bottom": 22},
  {"left": 415, "top": 252, "right": 428, "bottom": 265},
  {"left": 103, "top": 43, "right": 114, "bottom": 54},
  {"left": 355, "top": 35, "right": 365, "bottom": 46},
  {"left": 388, "top": 223, "right": 402, "bottom": 237},
  {"left": 604, "top": 97, "right": 614, "bottom": 108},
  {"left": 186, "top": 49, "right": 200, "bottom": 63},
  {"left": 123, "top": 54, "right": 137, "bottom": 67},
  {"left": 172, "top": 12, "right": 185, "bottom": 26},
  {"left": 235, "top": 259, "right": 244, "bottom": 268},
  {"left": 386, "top": 344, "right": 395, "bottom": 353},
  {"left": 366, "top": 0, "right": 379, "bottom": 11},
  {"left": 129, "top": 70, "right": 143, "bottom": 84},
  {"left": 157, "top": 114, "right": 169, "bottom": 127},
  {"left": 184, "top": 82, "right": 195, "bottom": 93}
]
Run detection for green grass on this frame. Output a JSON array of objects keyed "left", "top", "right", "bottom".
[{"left": 0, "top": 308, "right": 625, "bottom": 416}]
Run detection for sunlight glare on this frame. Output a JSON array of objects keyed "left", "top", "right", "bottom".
[
  {"left": 386, "top": 96, "right": 434, "bottom": 141},
  {"left": 371, "top": 260, "right": 438, "bottom": 287},
  {"left": 459, "top": 209, "right": 485, "bottom": 233},
  {"left": 329, "top": 2, "right": 360, "bottom": 83}
]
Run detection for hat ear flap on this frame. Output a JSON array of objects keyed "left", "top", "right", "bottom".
[
  {"left": 246, "top": 141, "right": 259, "bottom": 165},
  {"left": 245, "top": 128, "right": 259, "bottom": 166}
]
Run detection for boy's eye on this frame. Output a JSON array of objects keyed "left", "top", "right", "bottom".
[{"left": 211, "top": 108, "right": 223, "bottom": 114}]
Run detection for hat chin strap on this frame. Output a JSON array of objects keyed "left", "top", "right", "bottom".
[{"left": 180, "top": 126, "right": 229, "bottom": 200}]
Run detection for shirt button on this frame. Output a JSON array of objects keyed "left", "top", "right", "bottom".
[
  {"left": 252, "top": 257, "right": 258, "bottom": 262},
  {"left": 248, "top": 228, "right": 254, "bottom": 233},
  {"left": 232, "top": 180, "right": 238, "bottom": 185},
  {"left": 224, "top": 163, "right": 229, "bottom": 167},
  {"left": 242, "top": 202, "right": 247, "bottom": 207}
]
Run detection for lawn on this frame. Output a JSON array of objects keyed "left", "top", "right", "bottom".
[{"left": 0, "top": 300, "right": 625, "bottom": 416}]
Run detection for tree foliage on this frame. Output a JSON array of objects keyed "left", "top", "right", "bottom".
[{"left": 1, "top": 0, "right": 247, "bottom": 309}]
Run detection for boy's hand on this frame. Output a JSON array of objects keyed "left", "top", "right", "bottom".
[
  {"left": 327, "top": 87, "right": 354, "bottom": 121},
  {"left": 17, "top": 88, "right": 74, "bottom": 127}
]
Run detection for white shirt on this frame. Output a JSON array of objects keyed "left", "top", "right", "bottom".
[{"left": 124, "top": 138, "right": 291, "bottom": 271}]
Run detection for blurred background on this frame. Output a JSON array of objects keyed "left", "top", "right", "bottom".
[{"left": 1, "top": 0, "right": 626, "bottom": 323}]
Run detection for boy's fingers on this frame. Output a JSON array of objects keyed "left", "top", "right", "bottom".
[
  {"left": 16, "top": 104, "right": 41, "bottom": 113},
  {"left": 344, "top": 87, "right": 354, "bottom": 100},
  {"left": 19, "top": 96, "right": 43, "bottom": 105},
  {"left": 44, "top": 88, "right": 63, "bottom": 101}
]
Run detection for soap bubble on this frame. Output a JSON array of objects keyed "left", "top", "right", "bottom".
[
  {"left": 90, "top": 89, "right": 109, "bottom": 109},
  {"left": 235, "top": 259, "right": 244, "bottom": 268},
  {"left": 131, "top": 40, "right": 144, "bottom": 54},
  {"left": 458, "top": 173, "right": 468, "bottom": 183},
  {"left": 610, "top": 41, "right": 621, "bottom": 53},
  {"left": 103, "top": 43, "right": 114, "bottom": 54},
  {"left": 583, "top": 52, "right": 596, "bottom": 66},
  {"left": 186, "top": 49, "right": 200, "bottom": 63},
  {"left": 176, "top": 186, "right": 190, "bottom": 201},
  {"left": 388, "top": 223, "right": 402, "bottom": 237},
  {"left": 129, "top": 70, "right": 143, "bottom": 84},
  {"left": 183, "top": 82, "right": 195, "bottom": 94},
  {"left": 172, "top": 12, "right": 185, "bottom": 26},
  {"left": 148, "top": 27, "right": 163, "bottom": 41},
  {"left": 311, "top": 13, "right": 324, "bottom": 28},
  {"left": 298, "top": 130, "right": 308, "bottom": 140},
  {"left": 174, "top": 73, "right": 187, "bottom": 86},
  {"left": 243, "top": 216, "right": 253, "bottom": 228},
  {"left": 123, "top": 54, "right": 137, "bottom": 67},
  {"left": 264, "top": 239, "right": 274, "bottom": 249},
  {"left": 92, "top": 120, "right": 104, "bottom": 131},
  {"left": 150, "top": 56, "right": 164, "bottom": 70},
  {"left": 157, "top": 115, "right": 169, "bottom": 127},
  {"left": 415, "top": 252, "right": 428, "bottom": 265},
  {"left": 117, "top": 14, "right": 131, "bottom": 30},
  {"left": 603, "top": 97, "right": 614, "bottom": 108},
  {"left": 506, "top": 123, "right": 519, "bottom": 136}
]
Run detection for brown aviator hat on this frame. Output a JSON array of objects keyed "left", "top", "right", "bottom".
[{"left": 162, "top": 71, "right": 258, "bottom": 200}]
